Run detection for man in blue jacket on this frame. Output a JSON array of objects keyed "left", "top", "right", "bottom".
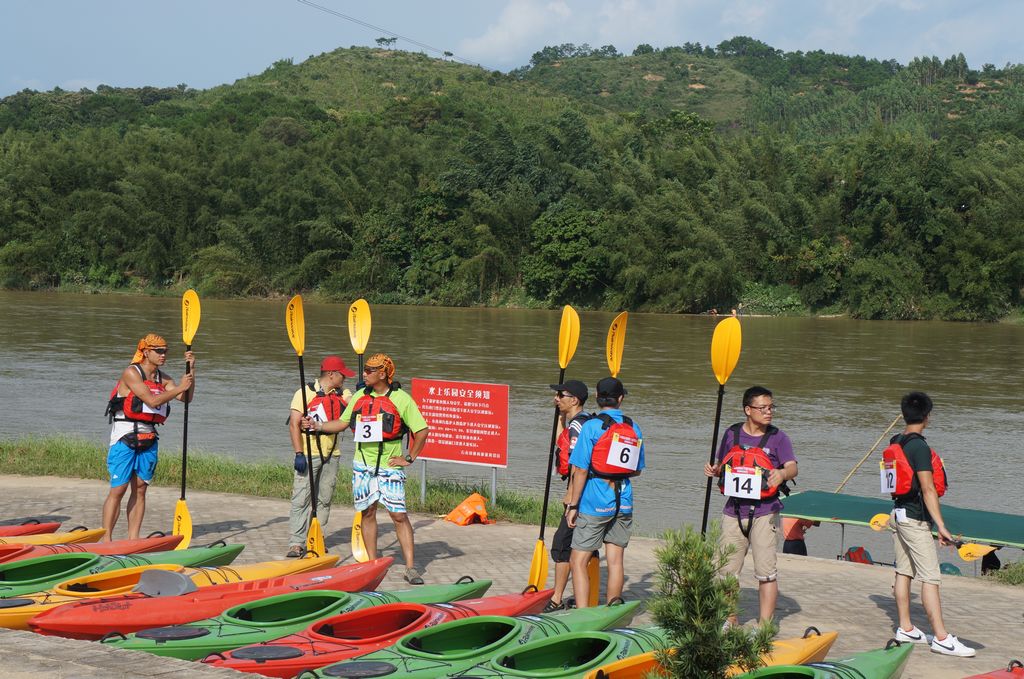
[{"left": 565, "top": 377, "right": 645, "bottom": 608}]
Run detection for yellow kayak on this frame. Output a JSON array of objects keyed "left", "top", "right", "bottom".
[
  {"left": 0, "top": 554, "right": 339, "bottom": 630},
  {"left": 0, "top": 528, "right": 106, "bottom": 546},
  {"left": 585, "top": 627, "right": 838, "bottom": 678}
]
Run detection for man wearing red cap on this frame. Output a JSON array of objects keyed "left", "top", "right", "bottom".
[{"left": 286, "top": 355, "right": 354, "bottom": 558}]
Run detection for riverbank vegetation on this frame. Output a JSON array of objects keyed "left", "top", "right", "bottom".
[
  {"left": 0, "top": 436, "right": 550, "bottom": 526},
  {"left": 1, "top": 38, "right": 1023, "bottom": 320}
]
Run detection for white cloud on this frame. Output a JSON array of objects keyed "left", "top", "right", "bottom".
[
  {"left": 594, "top": 0, "right": 688, "bottom": 44},
  {"left": 460, "top": 0, "right": 573, "bottom": 64},
  {"left": 62, "top": 78, "right": 102, "bottom": 92},
  {"left": 720, "top": 0, "right": 776, "bottom": 30}
]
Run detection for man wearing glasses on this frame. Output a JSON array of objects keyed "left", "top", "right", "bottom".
[
  {"left": 546, "top": 380, "right": 592, "bottom": 611},
  {"left": 103, "top": 334, "right": 194, "bottom": 541},
  {"left": 703, "top": 385, "right": 798, "bottom": 625},
  {"left": 308, "top": 353, "right": 429, "bottom": 584},
  {"left": 286, "top": 355, "right": 355, "bottom": 558}
]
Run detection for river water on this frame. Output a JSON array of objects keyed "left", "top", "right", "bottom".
[{"left": 1, "top": 291, "right": 1021, "bottom": 562}]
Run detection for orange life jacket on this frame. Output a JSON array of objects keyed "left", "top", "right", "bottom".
[
  {"left": 589, "top": 414, "right": 642, "bottom": 479},
  {"left": 881, "top": 433, "right": 947, "bottom": 498},
  {"left": 349, "top": 386, "right": 406, "bottom": 441},
  {"left": 105, "top": 365, "right": 169, "bottom": 425}
]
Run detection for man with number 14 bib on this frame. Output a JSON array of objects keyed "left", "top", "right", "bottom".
[{"left": 704, "top": 385, "right": 798, "bottom": 625}]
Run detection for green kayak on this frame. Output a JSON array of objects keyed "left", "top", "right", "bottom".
[
  {"left": 313, "top": 600, "right": 643, "bottom": 679},
  {"left": 0, "top": 543, "right": 244, "bottom": 599},
  {"left": 103, "top": 577, "right": 492, "bottom": 660},
  {"left": 734, "top": 639, "right": 914, "bottom": 679},
  {"left": 446, "top": 626, "right": 669, "bottom": 678}
]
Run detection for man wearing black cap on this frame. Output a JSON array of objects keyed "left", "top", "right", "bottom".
[
  {"left": 546, "top": 379, "right": 592, "bottom": 611},
  {"left": 565, "top": 376, "right": 645, "bottom": 607},
  {"left": 286, "top": 355, "right": 354, "bottom": 558}
]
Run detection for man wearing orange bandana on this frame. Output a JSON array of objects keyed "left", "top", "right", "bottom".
[{"left": 102, "top": 334, "right": 195, "bottom": 541}]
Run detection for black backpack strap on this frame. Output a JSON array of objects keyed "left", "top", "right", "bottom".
[
  {"left": 597, "top": 413, "right": 615, "bottom": 430},
  {"left": 756, "top": 424, "right": 778, "bottom": 451},
  {"left": 728, "top": 423, "right": 743, "bottom": 448}
]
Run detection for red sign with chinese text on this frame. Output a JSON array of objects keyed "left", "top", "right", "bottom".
[{"left": 410, "top": 378, "right": 509, "bottom": 468}]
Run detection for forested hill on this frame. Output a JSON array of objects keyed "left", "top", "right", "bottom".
[{"left": 2, "top": 38, "right": 1023, "bottom": 321}]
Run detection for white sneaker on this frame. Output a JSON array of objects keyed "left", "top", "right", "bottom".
[
  {"left": 930, "top": 633, "right": 976, "bottom": 657},
  {"left": 894, "top": 627, "right": 929, "bottom": 644}
]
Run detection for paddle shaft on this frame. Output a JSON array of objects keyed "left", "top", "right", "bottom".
[
  {"left": 834, "top": 414, "right": 903, "bottom": 493},
  {"left": 700, "top": 383, "right": 726, "bottom": 536},
  {"left": 179, "top": 345, "right": 192, "bottom": 500},
  {"left": 296, "top": 355, "right": 318, "bottom": 520},
  {"left": 538, "top": 367, "right": 566, "bottom": 541}
]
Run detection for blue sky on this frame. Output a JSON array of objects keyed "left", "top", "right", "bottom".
[{"left": 3, "top": 0, "right": 1023, "bottom": 97}]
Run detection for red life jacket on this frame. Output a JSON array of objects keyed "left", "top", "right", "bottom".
[
  {"left": 556, "top": 412, "right": 593, "bottom": 478},
  {"left": 348, "top": 385, "right": 406, "bottom": 441},
  {"left": 717, "top": 424, "right": 781, "bottom": 500},
  {"left": 306, "top": 383, "right": 347, "bottom": 423},
  {"left": 882, "top": 433, "right": 947, "bottom": 498},
  {"left": 589, "top": 414, "right": 642, "bottom": 480},
  {"left": 105, "top": 365, "right": 169, "bottom": 425}
]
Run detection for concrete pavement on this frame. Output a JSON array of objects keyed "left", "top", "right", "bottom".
[{"left": 0, "top": 474, "right": 1020, "bottom": 678}]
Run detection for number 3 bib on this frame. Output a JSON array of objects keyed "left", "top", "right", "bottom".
[{"left": 353, "top": 414, "right": 384, "bottom": 443}]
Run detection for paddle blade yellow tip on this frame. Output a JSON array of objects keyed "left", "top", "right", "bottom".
[
  {"left": 181, "top": 290, "right": 201, "bottom": 345},
  {"left": 558, "top": 306, "right": 581, "bottom": 370},
  {"left": 172, "top": 500, "right": 193, "bottom": 549},
  {"left": 348, "top": 299, "right": 372, "bottom": 355},
  {"left": 527, "top": 539, "right": 549, "bottom": 590},
  {"left": 351, "top": 512, "right": 369, "bottom": 563},
  {"left": 957, "top": 543, "right": 995, "bottom": 562},
  {"left": 606, "top": 311, "right": 628, "bottom": 377},
  {"left": 286, "top": 295, "right": 305, "bottom": 356},
  {"left": 710, "top": 316, "right": 742, "bottom": 385},
  {"left": 869, "top": 513, "right": 890, "bottom": 531},
  {"left": 306, "top": 519, "right": 325, "bottom": 558}
]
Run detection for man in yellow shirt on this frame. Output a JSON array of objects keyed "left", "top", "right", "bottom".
[
  {"left": 286, "top": 355, "right": 354, "bottom": 558},
  {"left": 309, "top": 353, "right": 429, "bottom": 584}
]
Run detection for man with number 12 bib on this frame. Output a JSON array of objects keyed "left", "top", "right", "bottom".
[
  {"left": 565, "top": 377, "right": 645, "bottom": 608},
  {"left": 704, "top": 385, "right": 798, "bottom": 625}
]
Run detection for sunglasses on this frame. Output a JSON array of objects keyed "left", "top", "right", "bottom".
[
  {"left": 149, "top": 347, "right": 168, "bottom": 355},
  {"left": 363, "top": 366, "right": 383, "bottom": 374}
]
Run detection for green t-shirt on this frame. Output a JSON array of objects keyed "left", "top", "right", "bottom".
[
  {"left": 893, "top": 434, "right": 934, "bottom": 522},
  {"left": 340, "top": 386, "right": 428, "bottom": 470}
]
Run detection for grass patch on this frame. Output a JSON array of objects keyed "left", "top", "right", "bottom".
[
  {"left": 990, "top": 560, "right": 1024, "bottom": 586},
  {"left": 0, "top": 436, "right": 553, "bottom": 527}
]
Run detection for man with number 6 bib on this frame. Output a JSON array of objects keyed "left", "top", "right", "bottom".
[
  {"left": 565, "top": 377, "right": 645, "bottom": 608},
  {"left": 704, "top": 385, "right": 797, "bottom": 624}
]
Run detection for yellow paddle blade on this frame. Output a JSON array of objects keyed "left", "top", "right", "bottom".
[
  {"left": 181, "top": 289, "right": 201, "bottom": 346},
  {"left": 172, "top": 499, "right": 193, "bottom": 550},
  {"left": 558, "top": 306, "right": 580, "bottom": 370},
  {"left": 305, "top": 518, "right": 326, "bottom": 558},
  {"left": 710, "top": 317, "right": 742, "bottom": 385},
  {"left": 606, "top": 311, "right": 628, "bottom": 377},
  {"left": 957, "top": 542, "right": 996, "bottom": 562},
  {"left": 587, "top": 555, "right": 600, "bottom": 607},
  {"left": 527, "top": 539, "right": 549, "bottom": 590},
  {"left": 286, "top": 295, "right": 305, "bottom": 357},
  {"left": 348, "top": 299, "right": 372, "bottom": 355},
  {"left": 351, "top": 512, "right": 369, "bottom": 563},
  {"left": 869, "top": 513, "right": 891, "bottom": 531}
]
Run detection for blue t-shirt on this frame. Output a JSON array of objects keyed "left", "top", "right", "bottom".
[{"left": 569, "top": 409, "right": 646, "bottom": 517}]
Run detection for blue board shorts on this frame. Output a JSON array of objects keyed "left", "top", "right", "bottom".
[
  {"left": 107, "top": 440, "right": 158, "bottom": 488},
  {"left": 352, "top": 460, "right": 407, "bottom": 513}
]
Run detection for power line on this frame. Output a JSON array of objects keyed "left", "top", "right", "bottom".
[{"left": 295, "top": 0, "right": 479, "bottom": 67}]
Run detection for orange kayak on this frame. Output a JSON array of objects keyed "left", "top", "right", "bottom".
[
  {"left": 0, "top": 521, "right": 61, "bottom": 537},
  {"left": 0, "top": 535, "right": 183, "bottom": 564}
]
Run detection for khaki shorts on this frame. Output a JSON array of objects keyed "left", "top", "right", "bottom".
[
  {"left": 571, "top": 512, "right": 632, "bottom": 551},
  {"left": 891, "top": 515, "right": 940, "bottom": 585},
  {"left": 720, "top": 512, "right": 779, "bottom": 582}
]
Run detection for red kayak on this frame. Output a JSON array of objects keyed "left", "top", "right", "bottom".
[
  {"left": 29, "top": 557, "right": 392, "bottom": 640},
  {"left": 201, "top": 587, "right": 554, "bottom": 678},
  {"left": 0, "top": 521, "right": 61, "bottom": 537},
  {"left": 964, "top": 659, "right": 1024, "bottom": 679},
  {"left": 0, "top": 534, "right": 183, "bottom": 564}
]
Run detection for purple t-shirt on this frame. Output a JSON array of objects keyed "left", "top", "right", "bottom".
[{"left": 716, "top": 424, "right": 796, "bottom": 518}]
